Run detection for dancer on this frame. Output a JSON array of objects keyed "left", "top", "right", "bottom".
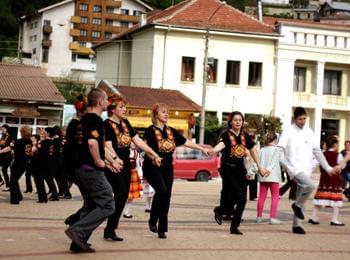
[
  {"left": 0, "top": 124, "right": 13, "bottom": 191},
  {"left": 309, "top": 135, "right": 349, "bottom": 226},
  {"left": 278, "top": 107, "right": 340, "bottom": 234},
  {"left": 211, "top": 111, "right": 268, "bottom": 235}
]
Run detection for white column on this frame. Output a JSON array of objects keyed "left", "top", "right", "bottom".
[
  {"left": 314, "top": 61, "right": 325, "bottom": 141},
  {"left": 274, "top": 57, "right": 295, "bottom": 130}
]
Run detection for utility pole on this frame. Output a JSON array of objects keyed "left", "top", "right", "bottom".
[{"left": 199, "top": 29, "right": 209, "bottom": 144}]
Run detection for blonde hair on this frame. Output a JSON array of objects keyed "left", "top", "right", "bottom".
[
  {"left": 20, "top": 125, "right": 32, "bottom": 138},
  {"left": 151, "top": 103, "right": 168, "bottom": 125}
]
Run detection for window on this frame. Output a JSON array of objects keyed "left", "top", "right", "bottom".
[
  {"left": 43, "top": 20, "right": 51, "bottom": 26},
  {"left": 133, "top": 10, "right": 143, "bottom": 16},
  {"left": 72, "top": 53, "right": 77, "bottom": 62},
  {"left": 181, "top": 57, "right": 195, "bottom": 81},
  {"left": 33, "top": 35, "right": 37, "bottom": 41},
  {"left": 92, "top": 18, "right": 102, "bottom": 25},
  {"left": 105, "top": 32, "right": 112, "bottom": 39},
  {"left": 92, "top": 31, "right": 100, "bottom": 38},
  {"left": 80, "top": 30, "right": 87, "bottom": 37},
  {"left": 207, "top": 58, "right": 218, "bottom": 83},
  {"left": 79, "top": 42, "right": 86, "bottom": 47},
  {"left": 248, "top": 62, "right": 262, "bottom": 86},
  {"left": 32, "top": 48, "right": 36, "bottom": 55},
  {"left": 34, "top": 21, "right": 38, "bottom": 28},
  {"left": 107, "top": 7, "right": 114, "bottom": 13},
  {"left": 226, "top": 60, "right": 240, "bottom": 85},
  {"left": 79, "top": 3, "right": 88, "bottom": 11},
  {"left": 120, "top": 9, "right": 129, "bottom": 15},
  {"left": 29, "top": 36, "right": 33, "bottom": 42},
  {"left": 294, "top": 67, "right": 306, "bottom": 92},
  {"left": 120, "top": 21, "right": 129, "bottom": 27},
  {"left": 42, "top": 49, "right": 49, "bottom": 63},
  {"left": 106, "top": 19, "right": 113, "bottom": 26},
  {"left": 93, "top": 5, "right": 102, "bottom": 12},
  {"left": 323, "top": 70, "right": 341, "bottom": 95},
  {"left": 81, "top": 16, "right": 88, "bottom": 24}
]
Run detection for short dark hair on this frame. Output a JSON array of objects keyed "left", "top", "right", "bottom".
[
  {"left": 326, "top": 135, "right": 338, "bottom": 150},
  {"left": 87, "top": 88, "right": 106, "bottom": 107},
  {"left": 227, "top": 111, "right": 245, "bottom": 128},
  {"left": 293, "top": 106, "right": 307, "bottom": 119}
]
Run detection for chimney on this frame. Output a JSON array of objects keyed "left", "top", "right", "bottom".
[
  {"left": 257, "top": 0, "right": 263, "bottom": 22},
  {"left": 140, "top": 13, "right": 147, "bottom": 26}
]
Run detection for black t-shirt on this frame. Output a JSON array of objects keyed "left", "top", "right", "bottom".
[
  {"left": 143, "top": 125, "right": 186, "bottom": 167},
  {"left": 104, "top": 118, "right": 137, "bottom": 163},
  {"left": 77, "top": 113, "right": 105, "bottom": 168},
  {"left": 13, "top": 138, "right": 32, "bottom": 165},
  {"left": 219, "top": 130, "right": 255, "bottom": 166},
  {"left": 341, "top": 150, "right": 350, "bottom": 174},
  {"left": 52, "top": 136, "right": 63, "bottom": 159},
  {"left": 38, "top": 139, "right": 54, "bottom": 164},
  {"left": 0, "top": 133, "right": 13, "bottom": 160},
  {"left": 63, "top": 119, "right": 80, "bottom": 157}
]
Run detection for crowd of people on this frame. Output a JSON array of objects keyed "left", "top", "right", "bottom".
[{"left": 1, "top": 88, "right": 350, "bottom": 253}]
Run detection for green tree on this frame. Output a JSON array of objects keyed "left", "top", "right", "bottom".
[
  {"left": 142, "top": 0, "right": 184, "bottom": 9},
  {"left": 194, "top": 113, "right": 224, "bottom": 146}
]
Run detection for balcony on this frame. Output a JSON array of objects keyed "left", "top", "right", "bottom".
[
  {"left": 42, "top": 39, "right": 52, "bottom": 49},
  {"left": 71, "top": 16, "right": 81, "bottom": 23},
  {"left": 104, "top": 25, "right": 129, "bottom": 34},
  {"left": 71, "top": 60, "right": 96, "bottom": 72},
  {"left": 323, "top": 95, "right": 349, "bottom": 110},
  {"left": 107, "top": 1, "right": 122, "bottom": 8},
  {"left": 69, "top": 42, "right": 79, "bottom": 50},
  {"left": 105, "top": 13, "right": 140, "bottom": 23},
  {"left": 42, "top": 25, "right": 52, "bottom": 34},
  {"left": 72, "top": 47, "right": 95, "bottom": 56},
  {"left": 70, "top": 29, "right": 80, "bottom": 37}
]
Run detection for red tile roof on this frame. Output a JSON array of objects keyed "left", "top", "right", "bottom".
[
  {"left": 97, "top": 81, "right": 201, "bottom": 112},
  {"left": 149, "top": 0, "right": 276, "bottom": 35},
  {"left": 0, "top": 63, "right": 66, "bottom": 103},
  {"left": 94, "top": 0, "right": 277, "bottom": 49},
  {"left": 264, "top": 16, "right": 350, "bottom": 31}
]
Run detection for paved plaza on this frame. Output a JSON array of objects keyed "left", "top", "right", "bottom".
[{"left": 0, "top": 176, "right": 349, "bottom": 260}]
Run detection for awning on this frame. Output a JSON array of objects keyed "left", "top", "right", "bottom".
[
  {"left": 12, "top": 108, "right": 40, "bottom": 117},
  {"left": 128, "top": 116, "right": 188, "bottom": 130}
]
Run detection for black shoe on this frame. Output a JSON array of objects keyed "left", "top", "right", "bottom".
[
  {"left": 123, "top": 214, "right": 133, "bottom": 219},
  {"left": 292, "top": 226, "right": 306, "bottom": 234},
  {"left": 65, "top": 228, "right": 86, "bottom": 249},
  {"left": 145, "top": 209, "right": 151, "bottom": 213},
  {"left": 149, "top": 222, "right": 158, "bottom": 233},
  {"left": 69, "top": 242, "right": 95, "bottom": 253},
  {"left": 330, "top": 221, "right": 345, "bottom": 226},
  {"left": 158, "top": 232, "right": 167, "bottom": 239},
  {"left": 308, "top": 219, "right": 320, "bottom": 225},
  {"left": 230, "top": 228, "right": 243, "bottom": 235},
  {"left": 37, "top": 200, "right": 48, "bottom": 203},
  {"left": 291, "top": 203, "right": 304, "bottom": 220},
  {"left": 222, "top": 215, "right": 233, "bottom": 221},
  {"left": 10, "top": 201, "right": 19, "bottom": 205},
  {"left": 49, "top": 196, "right": 59, "bottom": 201},
  {"left": 213, "top": 207, "right": 222, "bottom": 225},
  {"left": 104, "top": 230, "right": 123, "bottom": 241}
]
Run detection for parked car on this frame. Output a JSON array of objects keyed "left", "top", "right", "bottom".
[{"left": 173, "top": 145, "right": 220, "bottom": 181}]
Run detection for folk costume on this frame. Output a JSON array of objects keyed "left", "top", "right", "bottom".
[
  {"left": 0, "top": 130, "right": 13, "bottom": 189},
  {"left": 142, "top": 124, "right": 186, "bottom": 235},
  {"left": 216, "top": 129, "right": 255, "bottom": 232},
  {"left": 103, "top": 118, "right": 137, "bottom": 239}
]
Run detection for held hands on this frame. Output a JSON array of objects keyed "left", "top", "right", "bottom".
[
  {"left": 152, "top": 155, "right": 162, "bottom": 167},
  {"left": 202, "top": 147, "right": 211, "bottom": 156},
  {"left": 259, "top": 168, "right": 270, "bottom": 177},
  {"left": 112, "top": 158, "right": 124, "bottom": 173},
  {"left": 330, "top": 165, "right": 342, "bottom": 176}
]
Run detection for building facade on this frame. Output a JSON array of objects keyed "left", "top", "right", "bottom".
[{"left": 19, "top": 0, "right": 152, "bottom": 82}]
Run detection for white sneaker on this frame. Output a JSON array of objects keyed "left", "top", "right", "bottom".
[
  {"left": 256, "top": 217, "right": 263, "bottom": 223},
  {"left": 269, "top": 218, "right": 282, "bottom": 225}
]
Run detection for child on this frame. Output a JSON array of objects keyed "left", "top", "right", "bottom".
[
  {"left": 254, "top": 132, "right": 285, "bottom": 224},
  {"left": 309, "top": 135, "right": 349, "bottom": 226}
]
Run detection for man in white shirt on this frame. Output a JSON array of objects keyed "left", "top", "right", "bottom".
[{"left": 278, "top": 107, "right": 340, "bottom": 234}]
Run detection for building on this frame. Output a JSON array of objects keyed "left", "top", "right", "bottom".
[
  {"left": 97, "top": 80, "right": 201, "bottom": 137},
  {"left": 265, "top": 16, "right": 350, "bottom": 145},
  {"left": 94, "top": 0, "right": 279, "bottom": 126},
  {"left": 0, "top": 63, "right": 66, "bottom": 138},
  {"left": 19, "top": 0, "right": 152, "bottom": 82}
]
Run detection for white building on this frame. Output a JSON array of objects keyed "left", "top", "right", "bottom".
[
  {"left": 19, "top": 0, "right": 152, "bottom": 82},
  {"left": 95, "top": 0, "right": 279, "bottom": 125}
]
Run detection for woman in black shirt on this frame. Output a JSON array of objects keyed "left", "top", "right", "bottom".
[
  {"left": 0, "top": 124, "right": 13, "bottom": 190},
  {"left": 211, "top": 111, "right": 268, "bottom": 235},
  {"left": 143, "top": 103, "right": 209, "bottom": 239},
  {"left": 103, "top": 94, "right": 161, "bottom": 241},
  {"left": 7, "top": 126, "right": 33, "bottom": 204}
]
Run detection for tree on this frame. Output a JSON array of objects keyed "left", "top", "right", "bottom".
[
  {"left": 194, "top": 113, "right": 224, "bottom": 146},
  {"left": 142, "top": 0, "right": 184, "bottom": 9}
]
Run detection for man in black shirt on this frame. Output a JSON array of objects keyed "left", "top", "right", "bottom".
[{"left": 64, "top": 88, "right": 115, "bottom": 253}]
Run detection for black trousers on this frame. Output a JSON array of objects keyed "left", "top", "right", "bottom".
[
  {"left": 105, "top": 166, "right": 131, "bottom": 231},
  {"left": 34, "top": 174, "right": 47, "bottom": 202},
  {"left": 219, "top": 164, "right": 247, "bottom": 230},
  {"left": 41, "top": 163, "right": 58, "bottom": 199},
  {"left": 10, "top": 163, "right": 27, "bottom": 204},
  {"left": 0, "top": 159, "right": 11, "bottom": 188},
  {"left": 144, "top": 163, "right": 173, "bottom": 233}
]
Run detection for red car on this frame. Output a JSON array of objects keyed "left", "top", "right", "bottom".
[{"left": 173, "top": 145, "right": 220, "bottom": 181}]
